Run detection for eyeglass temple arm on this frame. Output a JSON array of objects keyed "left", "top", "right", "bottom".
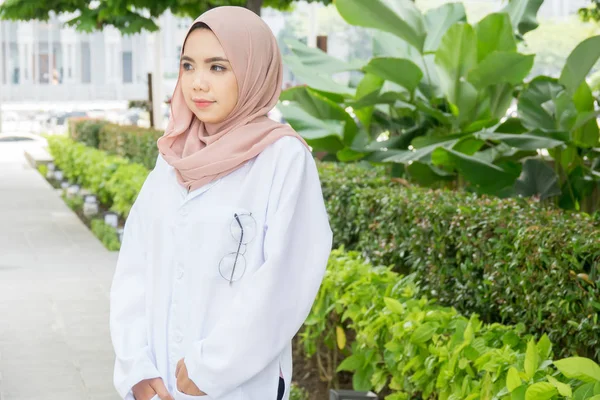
[{"left": 229, "top": 214, "right": 245, "bottom": 284}]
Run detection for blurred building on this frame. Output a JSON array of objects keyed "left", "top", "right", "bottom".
[
  {"left": 0, "top": 0, "right": 591, "bottom": 103},
  {"left": 0, "top": 7, "right": 287, "bottom": 104},
  {"left": 0, "top": 11, "right": 183, "bottom": 102}
]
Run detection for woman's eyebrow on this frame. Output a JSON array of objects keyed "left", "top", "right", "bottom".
[
  {"left": 181, "top": 55, "right": 195, "bottom": 63},
  {"left": 204, "top": 57, "right": 230, "bottom": 63}
]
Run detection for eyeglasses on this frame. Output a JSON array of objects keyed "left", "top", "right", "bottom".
[{"left": 219, "top": 212, "right": 257, "bottom": 285}]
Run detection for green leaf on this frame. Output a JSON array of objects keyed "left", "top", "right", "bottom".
[
  {"left": 283, "top": 52, "right": 356, "bottom": 97},
  {"left": 546, "top": 375, "right": 572, "bottom": 398},
  {"left": 496, "top": 118, "right": 528, "bottom": 134},
  {"left": 554, "top": 357, "right": 600, "bottom": 383},
  {"left": 280, "top": 86, "right": 350, "bottom": 122},
  {"left": 525, "top": 382, "right": 558, "bottom": 400},
  {"left": 525, "top": 339, "right": 540, "bottom": 380},
  {"left": 453, "top": 136, "right": 485, "bottom": 155},
  {"left": 336, "top": 148, "right": 367, "bottom": 162},
  {"left": 514, "top": 159, "right": 561, "bottom": 200},
  {"left": 423, "top": 2, "right": 467, "bottom": 52},
  {"left": 476, "top": 13, "right": 517, "bottom": 62},
  {"left": 336, "top": 0, "right": 426, "bottom": 52},
  {"left": 476, "top": 132, "right": 566, "bottom": 151},
  {"left": 280, "top": 86, "right": 358, "bottom": 146},
  {"left": 554, "top": 91, "right": 579, "bottom": 132},
  {"left": 573, "top": 383, "right": 595, "bottom": 400},
  {"left": 507, "top": 367, "right": 522, "bottom": 392},
  {"left": 363, "top": 57, "right": 424, "bottom": 92},
  {"left": 536, "top": 334, "right": 553, "bottom": 360},
  {"left": 559, "top": 35, "right": 600, "bottom": 94},
  {"left": 353, "top": 366, "right": 374, "bottom": 392},
  {"left": 571, "top": 80, "right": 600, "bottom": 147},
  {"left": 512, "top": 385, "right": 527, "bottom": 400},
  {"left": 488, "top": 83, "right": 515, "bottom": 119},
  {"left": 283, "top": 38, "right": 364, "bottom": 73},
  {"left": 414, "top": 99, "right": 454, "bottom": 125},
  {"left": 384, "top": 297, "right": 405, "bottom": 314},
  {"left": 572, "top": 114, "right": 600, "bottom": 148},
  {"left": 502, "top": 330, "right": 523, "bottom": 347},
  {"left": 481, "top": 372, "right": 493, "bottom": 400},
  {"left": 432, "top": 148, "right": 520, "bottom": 194},
  {"left": 468, "top": 52, "right": 534, "bottom": 89},
  {"left": 385, "top": 137, "right": 461, "bottom": 164},
  {"left": 410, "top": 323, "right": 437, "bottom": 344},
  {"left": 435, "top": 23, "right": 478, "bottom": 120},
  {"left": 502, "top": 0, "right": 544, "bottom": 36},
  {"left": 350, "top": 90, "right": 408, "bottom": 109},
  {"left": 517, "top": 76, "right": 565, "bottom": 131},
  {"left": 406, "top": 161, "right": 453, "bottom": 186},
  {"left": 354, "top": 73, "right": 385, "bottom": 132},
  {"left": 337, "top": 354, "right": 362, "bottom": 372},
  {"left": 278, "top": 102, "right": 344, "bottom": 152},
  {"left": 573, "top": 80, "right": 596, "bottom": 112}
]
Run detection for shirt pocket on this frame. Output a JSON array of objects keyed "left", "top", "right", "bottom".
[{"left": 189, "top": 206, "right": 263, "bottom": 285}]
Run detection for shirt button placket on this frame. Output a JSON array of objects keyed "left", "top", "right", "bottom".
[{"left": 169, "top": 206, "right": 188, "bottom": 371}]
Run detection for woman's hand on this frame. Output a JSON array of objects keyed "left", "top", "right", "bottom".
[
  {"left": 132, "top": 377, "right": 174, "bottom": 400},
  {"left": 176, "top": 358, "right": 207, "bottom": 396}
]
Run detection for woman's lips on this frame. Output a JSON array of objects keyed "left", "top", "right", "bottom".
[{"left": 193, "top": 100, "right": 215, "bottom": 109}]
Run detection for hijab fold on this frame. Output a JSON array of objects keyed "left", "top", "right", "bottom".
[{"left": 157, "top": 6, "right": 308, "bottom": 193}]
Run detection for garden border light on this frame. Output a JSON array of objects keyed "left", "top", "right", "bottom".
[
  {"left": 83, "top": 195, "right": 99, "bottom": 217},
  {"left": 329, "top": 390, "right": 378, "bottom": 400},
  {"left": 67, "top": 184, "right": 80, "bottom": 198},
  {"left": 104, "top": 212, "right": 119, "bottom": 228}
]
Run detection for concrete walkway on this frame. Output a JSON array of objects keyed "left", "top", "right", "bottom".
[{"left": 0, "top": 139, "right": 120, "bottom": 400}]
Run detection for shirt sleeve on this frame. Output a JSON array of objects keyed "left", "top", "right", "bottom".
[
  {"left": 109, "top": 190, "right": 161, "bottom": 399},
  {"left": 184, "top": 141, "right": 333, "bottom": 399}
]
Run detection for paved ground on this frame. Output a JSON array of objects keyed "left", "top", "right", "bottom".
[{"left": 0, "top": 138, "right": 120, "bottom": 400}]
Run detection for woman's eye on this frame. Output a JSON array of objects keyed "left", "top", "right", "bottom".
[
  {"left": 211, "top": 64, "right": 226, "bottom": 72},
  {"left": 182, "top": 62, "right": 193, "bottom": 71}
]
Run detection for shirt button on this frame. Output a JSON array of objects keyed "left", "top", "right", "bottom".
[
  {"left": 174, "top": 333, "right": 183, "bottom": 343},
  {"left": 177, "top": 268, "right": 184, "bottom": 279},
  {"left": 180, "top": 208, "right": 188, "bottom": 217}
]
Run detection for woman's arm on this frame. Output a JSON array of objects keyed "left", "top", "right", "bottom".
[
  {"left": 110, "top": 194, "right": 161, "bottom": 399},
  {"left": 183, "top": 141, "right": 333, "bottom": 399}
]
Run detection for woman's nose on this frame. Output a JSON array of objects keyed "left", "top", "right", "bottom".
[{"left": 192, "top": 73, "right": 209, "bottom": 92}]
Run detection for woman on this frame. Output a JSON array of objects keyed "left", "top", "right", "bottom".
[{"left": 109, "top": 6, "right": 333, "bottom": 400}]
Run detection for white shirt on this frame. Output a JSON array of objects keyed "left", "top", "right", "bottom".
[{"left": 109, "top": 136, "right": 333, "bottom": 400}]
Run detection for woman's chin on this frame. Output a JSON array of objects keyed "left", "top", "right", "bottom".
[{"left": 191, "top": 111, "right": 225, "bottom": 124}]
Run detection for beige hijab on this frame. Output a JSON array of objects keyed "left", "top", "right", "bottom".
[{"left": 157, "top": 6, "right": 308, "bottom": 192}]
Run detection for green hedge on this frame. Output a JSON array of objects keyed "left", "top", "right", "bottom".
[
  {"left": 317, "top": 163, "right": 600, "bottom": 361},
  {"left": 90, "top": 219, "right": 121, "bottom": 251},
  {"left": 98, "top": 123, "right": 162, "bottom": 170},
  {"left": 66, "top": 122, "right": 600, "bottom": 360},
  {"left": 305, "top": 249, "right": 600, "bottom": 399},
  {"left": 68, "top": 119, "right": 109, "bottom": 148},
  {"left": 59, "top": 188, "right": 122, "bottom": 251},
  {"left": 47, "top": 136, "right": 148, "bottom": 217},
  {"left": 70, "top": 119, "right": 162, "bottom": 170}
]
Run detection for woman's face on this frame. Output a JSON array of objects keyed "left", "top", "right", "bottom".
[{"left": 180, "top": 28, "right": 239, "bottom": 124}]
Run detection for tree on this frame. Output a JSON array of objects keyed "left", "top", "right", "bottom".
[
  {"left": 0, "top": 0, "right": 331, "bottom": 34},
  {"left": 580, "top": 0, "right": 600, "bottom": 22}
]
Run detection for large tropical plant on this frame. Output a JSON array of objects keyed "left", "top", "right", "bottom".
[{"left": 281, "top": 0, "right": 600, "bottom": 211}]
